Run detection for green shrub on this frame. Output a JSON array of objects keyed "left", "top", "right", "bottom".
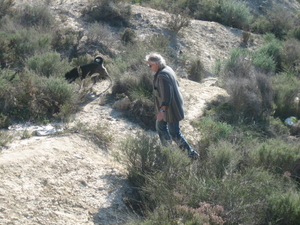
[
  {"left": 86, "top": 22, "right": 118, "bottom": 50},
  {"left": 280, "top": 38, "right": 300, "bottom": 73},
  {"left": 70, "top": 55, "right": 93, "bottom": 67},
  {"left": 192, "top": 0, "right": 221, "bottom": 22},
  {"left": 187, "top": 58, "right": 204, "bottom": 82},
  {"left": 17, "top": 4, "right": 56, "bottom": 28},
  {"left": 0, "top": 130, "right": 13, "bottom": 148},
  {"left": 219, "top": 48, "right": 274, "bottom": 124},
  {"left": 265, "top": 5, "right": 295, "bottom": 39},
  {"left": 0, "top": 113, "right": 9, "bottom": 129},
  {"left": 82, "top": 0, "right": 132, "bottom": 27},
  {"left": 251, "top": 15, "right": 272, "bottom": 34},
  {"left": 112, "top": 70, "right": 155, "bottom": 130},
  {"left": 148, "top": 34, "right": 170, "bottom": 53},
  {"left": 267, "top": 190, "right": 300, "bottom": 224},
  {"left": 194, "top": 117, "right": 233, "bottom": 149},
  {"left": 70, "top": 121, "right": 113, "bottom": 148},
  {"left": 26, "top": 51, "right": 70, "bottom": 78},
  {"left": 251, "top": 50, "right": 276, "bottom": 73},
  {"left": 166, "top": 13, "right": 190, "bottom": 34},
  {"left": 121, "top": 28, "right": 137, "bottom": 45},
  {"left": 220, "top": 0, "right": 253, "bottom": 30},
  {"left": 0, "top": 68, "right": 79, "bottom": 123},
  {"left": 2, "top": 28, "right": 52, "bottom": 68},
  {"left": 272, "top": 72, "right": 300, "bottom": 119},
  {"left": 0, "top": 0, "right": 14, "bottom": 19},
  {"left": 51, "top": 28, "right": 78, "bottom": 51},
  {"left": 249, "top": 139, "right": 300, "bottom": 174},
  {"left": 207, "top": 140, "right": 242, "bottom": 179},
  {"left": 253, "top": 36, "right": 282, "bottom": 72},
  {"left": 288, "top": 26, "right": 300, "bottom": 41},
  {"left": 213, "top": 168, "right": 285, "bottom": 224},
  {"left": 115, "top": 132, "right": 162, "bottom": 186}
]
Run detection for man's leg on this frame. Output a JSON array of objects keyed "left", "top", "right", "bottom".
[
  {"left": 156, "top": 120, "right": 171, "bottom": 146},
  {"left": 168, "top": 122, "right": 199, "bottom": 158}
]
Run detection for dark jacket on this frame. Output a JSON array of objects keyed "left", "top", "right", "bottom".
[{"left": 153, "top": 65, "right": 184, "bottom": 122}]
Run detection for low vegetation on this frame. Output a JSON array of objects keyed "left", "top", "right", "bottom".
[{"left": 1, "top": 0, "right": 300, "bottom": 224}]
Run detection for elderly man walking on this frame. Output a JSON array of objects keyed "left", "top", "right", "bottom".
[{"left": 145, "top": 52, "right": 199, "bottom": 159}]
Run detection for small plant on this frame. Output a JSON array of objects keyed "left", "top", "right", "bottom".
[
  {"left": 51, "top": 28, "right": 78, "bottom": 51},
  {"left": 219, "top": 48, "right": 274, "bottom": 124},
  {"left": 187, "top": 58, "right": 204, "bottom": 82},
  {"left": 21, "top": 129, "right": 32, "bottom": 139},
  {"left": 0, "top": 131, "right": 13, "bottom": 148},
  {"left": 148, "top": 34, "right": 170, "bottom": 52},
  {"left": 272, "top": 71, "right": 300, "bottom": 119},
  {"left": 90, "top": 122, "right": 113, "bottom": 148},
  {"left": 192, "top": 0, "right": 221, "bottom": 22},
  {"left": 176, "top": 202, "right": 226, "bottom": 224},
  {"left": 220, "top": 0, "right": 253, "bottom": 30},
  {"left": 82, "top": 0, "right": 132, "bottom": 27},
  {"left": 267, "top": 189, "right": 300, "bottom": 224},
  {"left": 250, "top": 139, "right": 300, "bottom": 174},
  {"left": 121, "top": 28, "right": 136, "bottom": 45},
  {"left": 280, "top": 38, "right": 300, "bottom": 73},
  {"left": 87, "top": 22, "right": 117, "bottom": 49},
  {"left": 26, "top": 51, "right": 70, "bottom": 78},
  {"left": 166, "top": 13, "right": 190, "bottom": 33},
  {"left": 18, "top": 4, "right": 56, "bottom": 28},
  {"left": 0, "top": 0, "right": 14, "bottom": 19},
  {"left": 241, "top": 30, "right": 251, "bottom": 44}
]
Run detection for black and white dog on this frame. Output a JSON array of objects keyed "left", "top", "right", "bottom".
[{"left": 65, "top": 56, "right": 109, "bottom": 84}]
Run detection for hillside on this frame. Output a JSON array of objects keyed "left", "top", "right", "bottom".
[{"left": 1, "top": 0, "right": 299, "bottom": 224}]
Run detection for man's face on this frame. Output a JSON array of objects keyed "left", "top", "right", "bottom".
[{"left": 147, "top": 61, "right": 159, "bottom": 73}]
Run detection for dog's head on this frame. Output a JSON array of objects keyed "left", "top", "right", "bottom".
[{"left": 94, "top": 56, "right": 104, "bottom": 65}]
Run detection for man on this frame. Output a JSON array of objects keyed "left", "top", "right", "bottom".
[{"left": 145, "top": 52, "right": 199, "bottom": 158}]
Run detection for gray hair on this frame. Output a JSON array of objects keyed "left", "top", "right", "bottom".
[{"left": 145, "top": 52, "right": 166, "bottom": 67}]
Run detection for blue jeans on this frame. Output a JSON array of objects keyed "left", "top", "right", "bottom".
[{"left": 156, "top": 120, "right": 194, "bottom": 152}]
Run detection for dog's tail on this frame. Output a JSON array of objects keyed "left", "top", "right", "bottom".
[{"left": 92, "top": 72, "right": 114, "bottom": 97}]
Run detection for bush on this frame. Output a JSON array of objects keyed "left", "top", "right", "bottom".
[
  {"left": 265, "top": 5, "right": 296, "bottom": 39},
  {"left": 280, "top": 38, "right": 300, "bottom": 73},
  {"left": 86, "top": 22, "right": 118, "bottom": 50},
  {"left": 16, "top": 4, "right": 56, "bottom": 28},
  {"left": 51, "top": 28, "right": 78, "bottom": 52},
  {"left": 121, "top": 28, "right": 137, "bottom": 45},
  {"left": 220, "top": 0, "right": 253, "bottom": 30},
  {"left": 32, "top": 75, "right": 79, "bottom": 120},
  {"left": 82, "top": 0, "right": 132, "bottom": 27},
  {"left": 0, "top": 0, "right": 14, "bottom": 19},
  {"left": 192, "top": 0, "right": 221, "bottom": 22},
  {"left": 0, "top": 28, "right": 52, "bottom": 68},
  {"left": 251, "top": 15, "right": 272, "bottom": 34},
  {"left": 0, "top": 130, "right": 13, "bottom": 147},
  {"left": 148, "top": 34, "right": 170, "bottom": 53},
  {"left": 25, "top": 51, "right": 71, "bottom": 78},
  {"left": 166, "top": 13, "right": 190, "bottom": 34},
  {"left": 272, "top": 72, "right": 300, "bottom": 119},
  {"left": 219, "top": 48, "right": 274, "bottom": 124},
  {"left": 69, "top": 121, "right": 113, "bottom": 148},
  {"left": 267, "top": 190, "right": 300, "bottom": 224},
  {"left": 249, "top": 138, "right": 300, "bottom": 174},
  {"left": 187, "top": 58, "right": 205, "bottom": 82},
  {"left": 0, "top": 68, "right": 79, "bottom": 123},
  {"left": 207, "top": 140, "right": 242, "bottom": 179},
  {"left": 253, "top": 36, "right": 282, "bottom": 72},
  {"left": 288, "top": 26, "right": 300, "bottom": 41}
]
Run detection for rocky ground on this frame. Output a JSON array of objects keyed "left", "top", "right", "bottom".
[{"left": 1, "top": 0, "right": 299, "bottom": 224}]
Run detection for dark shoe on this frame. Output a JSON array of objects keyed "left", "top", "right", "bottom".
[{"left": 188, "top": 150, "right": 199, "bottom": 159}]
